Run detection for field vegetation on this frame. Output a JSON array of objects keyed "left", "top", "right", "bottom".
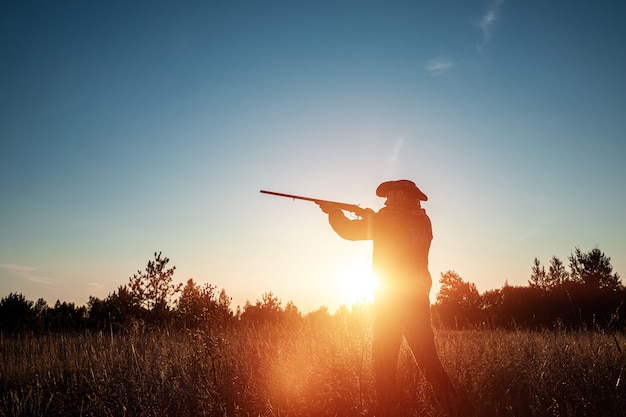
[{"left": 1, "top": 312, "right": 625, "bottom": 417}]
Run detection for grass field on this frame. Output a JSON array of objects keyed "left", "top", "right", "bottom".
[{"left": 1, "top": 313, "right": 625, "bottom": 417}]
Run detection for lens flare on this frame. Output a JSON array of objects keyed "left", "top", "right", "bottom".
[{"left": 337, "top": 262, "right": 379, "bottom": 305}]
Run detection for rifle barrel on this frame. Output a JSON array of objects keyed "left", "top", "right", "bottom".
[
  {"left": 259, "top": 190, "right": 318, "bottom": 202},
  {"left": 259, "top": 189, "right": 365, "bottom": 215}
]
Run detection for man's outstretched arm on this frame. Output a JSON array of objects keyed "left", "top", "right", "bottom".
[{"left": 317, "top": 202, "right": 374, "bottom": 241}]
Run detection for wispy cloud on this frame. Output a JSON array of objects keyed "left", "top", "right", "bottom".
[
  {"left": 425, "top": 57, "right": 454, "bottom": 75},
  {"left": 0, "top": 263, "right": 36, "bottom": 272},
  {"left": 503, "top": 226, "right": 542, "bottom": 248},
  {"left": 425, "top": 0, "right": 504, "bottom": 74},
  {"left": 475, "top": 0, "right": 504, "bottom": 53},
  {"left": 88, "top": 282, "right": 106, "bottom": 295},
  {"left": 0, "top": 262, "right": 60, "bottom": 286}
]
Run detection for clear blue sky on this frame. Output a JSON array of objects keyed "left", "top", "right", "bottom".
[{"left": 2, "top": 0, "right": 625, "bottom": 312}]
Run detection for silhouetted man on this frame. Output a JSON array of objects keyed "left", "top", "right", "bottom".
[{"left": 317, "top": 180, "right": 459, "bottom": 417}]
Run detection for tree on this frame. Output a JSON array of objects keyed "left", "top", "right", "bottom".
[
  {"left": 546, "top": 256, "right": 569, "bottom": 288},
  {"left": 47, "top": 300, "right": 87, "bottom": 331},
  {"left": 87, "top": 296, "right": 109, "bottom": 329},
  {"left": 128, "top": 252, "right": 182, "bottom": 322},
  {"left": 108, "top": 285, "right": 143, "bottom": 323},
  {"left": 528, "top": 258, "right": 547, "bottom": 290},
  {"left": 434, "top": 270, "right": 481, "bottom": 328},
  {"left": 177, "top": 278, "right": 232, "bottom": 330},
  {"left": 436, "top": 270, "right": 481, "bottom": 308},
  {"left": 85, "top": 285, "right": 143, "bottom": 331},
  {"left": 216, "top": 288, "right": 234, "bottom": 327},
  {"left": 306, "top": 305, "right": 332, "bottom": 329},
  {"left": 240, "top": 292, "right": 284, "bottom": 324},
  {"left": 0, "top": 293, "right": 34, "bottom": 332},
  {"left": 529, "top": 256, "right": 570, "bottom": 290},
  {"left": 480, "top": 288, "right": 504, "bottom": 327},
  {"left": 32, "top": 298, "right": 49, "bottom": 330},
  {"left": 283, "top": 300, "right": 303, "bottom": 328},
  {"left": 568, "top": 247, "right": 622, "bottom": 290}
]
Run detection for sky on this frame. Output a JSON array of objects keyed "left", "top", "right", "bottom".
[{"left": 1, "top": 0, "right": 625, "bottom": 313}]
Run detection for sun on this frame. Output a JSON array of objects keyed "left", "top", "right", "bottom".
[{"left": 337, "top": 261, "right": 379, "bottom": 305}]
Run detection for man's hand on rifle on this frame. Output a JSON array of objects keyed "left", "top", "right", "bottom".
[
  {"left": 316, "top": 201, "right": 342, "bottom": 214},
  {"left": 316, "top": 201, "right": 375, "bottom": 218},
  {"left": 361, "top": 207, "right": 375, "bottom": 217}
]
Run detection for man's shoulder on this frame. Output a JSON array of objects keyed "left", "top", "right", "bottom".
[{"left": 377, "top": 206, "right": 428, "bottom": 217}]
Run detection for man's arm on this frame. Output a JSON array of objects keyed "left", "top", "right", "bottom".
[{"left": 317, "top": 202, "right": 374, "bottom": 241}]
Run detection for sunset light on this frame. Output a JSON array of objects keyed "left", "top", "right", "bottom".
[
  {"left": 2, "top": 1, "right": 625, "bottom": 416},
  {"left": 336, "top": 260, "right": 379, "bottom": 306}
]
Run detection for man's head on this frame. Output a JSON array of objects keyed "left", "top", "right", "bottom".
[{"left": 376, "top": 180, "right": 427, "bottom": 207}]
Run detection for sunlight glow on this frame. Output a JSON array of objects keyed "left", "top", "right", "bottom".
[{"left": 336, "top": 261, "right": 379, "bottom": 306}]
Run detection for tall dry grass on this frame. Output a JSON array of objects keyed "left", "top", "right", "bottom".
[
  {"left": 1, "top": 318, "right": 624, "bottom": 416},
  {"left": 438, "top": 329, "right": 625, "bottom": 416}
]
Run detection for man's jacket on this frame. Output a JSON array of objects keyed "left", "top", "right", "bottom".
[{"left": 327, "top": 202, "right": 433, "bottom": 293}]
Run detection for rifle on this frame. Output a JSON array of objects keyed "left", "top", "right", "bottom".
[{"left": 260, "top": 190, "right": 371, "bottom": 217}]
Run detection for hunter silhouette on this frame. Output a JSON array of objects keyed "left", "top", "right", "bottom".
[{"left": 317, "top": 180, "right": 459, "bottom": 417}]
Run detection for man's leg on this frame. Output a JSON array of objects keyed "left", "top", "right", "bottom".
[
  {"left": 403, "top": 296, "right": 460, "bottom": 417},
  {"left": 372, "top": 301, "right": 402, "bottom": 415}
]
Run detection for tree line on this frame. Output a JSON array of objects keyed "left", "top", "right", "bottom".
[
  {"left": 0, "top": 253, "right": 284, "bottom": 333},
  {"left": 1, "top": 247, "right": 624, "bottom": 333},
  {"left": 432, "top": 246, "right": 624, "bottom": 330}
]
